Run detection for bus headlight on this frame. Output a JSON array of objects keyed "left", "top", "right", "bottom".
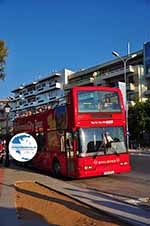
[
  {"left": 120, "top": 162, "right": 128, "bottom": 165},
  {"left": 84, "top": 165, "right": 93, "bottom": 170}
]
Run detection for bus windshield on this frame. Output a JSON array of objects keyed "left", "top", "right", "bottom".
[
  {"left": 78, "top": 90, "right": 121, "bottom": 112},
  {"left": 78, "top": 126, "right": 127, "bottom": 156}
]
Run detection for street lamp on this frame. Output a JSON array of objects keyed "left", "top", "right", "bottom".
[
  {"left": 4, "top": 102, "right": 11, "bottom": 166},
  {"left": 112, "top": 51, "right": 137, "bottom": 149},
  {"left": 90, "top": 71, "right": 98, "bottom": 85}
]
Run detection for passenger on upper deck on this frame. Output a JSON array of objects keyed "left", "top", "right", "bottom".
[
  {"left": 103, "top": 96, "right": 113, "bottom": 109},
  {"left": 98, "top": 95, "right": 121, "bottom": 112},
  {"left": 98, "top": 96, "right": 112, "bottom": 111}
]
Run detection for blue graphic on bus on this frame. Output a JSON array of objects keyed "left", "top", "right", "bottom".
[
  {"left": 12, "top": 134, "right": 30, "bottom": 144},
  {"left": 9, "top": 133, "right": 37, "bottom": 162}
]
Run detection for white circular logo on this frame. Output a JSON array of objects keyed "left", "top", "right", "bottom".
[{"left": 9, "top": 133, "right": 37, "bottom": 162}]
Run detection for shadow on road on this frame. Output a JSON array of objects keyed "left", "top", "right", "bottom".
[
  {"left": 0, "top": 207, "right": 58, "bottom": 226},
  {"left": 14, "top": 183, "right": 124, "bottom": 225}
]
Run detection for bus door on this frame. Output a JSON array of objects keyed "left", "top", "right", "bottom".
[{"left": 65, "top": 132, "right": 75, "bottom": 177}]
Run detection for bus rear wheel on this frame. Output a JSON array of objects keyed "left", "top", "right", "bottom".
[
  {"left": 52, "top": 160, "right": 61, "bottom": 178},
  {"left": 0, "top": 156, "right": 3, "bottom": 164}
]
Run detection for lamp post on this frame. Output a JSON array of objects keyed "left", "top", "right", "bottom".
[
  {"left": 4, "top": 103, "right": 11, "bottom": 166},
  {"left": 112, "top": 51, "right": 137, "bottom": 149}
]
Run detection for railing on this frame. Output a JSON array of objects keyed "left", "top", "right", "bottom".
[{"left": 99, "top": 65, "right": 135, "bottom": 80}]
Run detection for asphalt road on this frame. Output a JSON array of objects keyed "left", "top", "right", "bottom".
[
  {"left": 130, "top": 153, "right": 150, "bottom": 175},
  {"left": 0, "top": 153, "right": 149, "bottom": 226},
  {"left": 68, "top": 153, "right": 150, "bottom": 199},
  {"left": 0, "top": 163, "right": 132, "bottom": 226},
  {"left": 1, "top": 152, "right": 150, "bottom": 200}
]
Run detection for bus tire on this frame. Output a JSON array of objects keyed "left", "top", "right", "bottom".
[
  {"left": 52, "top": 159, "right": 61, "bottom": 178},
  {"left": 0, "top": 156, "right": 3, "bottom": 164}
]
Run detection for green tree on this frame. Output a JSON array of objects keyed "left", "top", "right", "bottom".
[
  {"left": 0, "top": 40, "right": 8, "bottom": 80},
  {"left": 129, "top": 100, "right": 150, "bottom": 146}
]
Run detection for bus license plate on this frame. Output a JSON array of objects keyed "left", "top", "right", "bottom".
[{"left": 103, "top": 171, "right": 114, "bottom": 175}]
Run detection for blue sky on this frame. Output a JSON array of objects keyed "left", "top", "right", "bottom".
[{"left": 0, "top": 0, "right": 150, "bottom": 98}]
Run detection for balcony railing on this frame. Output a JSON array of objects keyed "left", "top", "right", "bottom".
[{"left": 99, "top": 65, "right": 135, "bottom": 80}]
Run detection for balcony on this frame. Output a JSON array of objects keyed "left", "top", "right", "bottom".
[
  {"left": 100, "top": 65, "right": 135, "bottom": 80},
  {"left": 35, "top": 82, "right": 61, "bottom": 95},
  {"left": 23, "top": 90, "right": 36, "bottom": 97},
  {"left": 65, "top": 78, "right": 91, "bottom": 90},
  {"left": 34, "top": 96, "right": 59, "bottom": 107},
  {"left": 126, "top": 83, "right": 136, "bottom": 91}
]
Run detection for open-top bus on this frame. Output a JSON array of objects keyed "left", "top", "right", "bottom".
[{"left": 13, "top": 86, "right": 131, "bottom": 178}]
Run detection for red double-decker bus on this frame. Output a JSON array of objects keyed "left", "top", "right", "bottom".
[{"left": 13, "top": 86, "right": 131, "bottom": 178}]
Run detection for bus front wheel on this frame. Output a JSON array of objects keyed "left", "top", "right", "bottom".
[{"left": 52, "top": 159, "right": 61, "bottom": 178}]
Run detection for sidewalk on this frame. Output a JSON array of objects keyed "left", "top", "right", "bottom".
[
  {"left": 129, "top": 148, "right": 150, "bottom": 155},
  {"left": 0, "top": 165, "right": 150, "bottom": 226},
  {"left": 0, "top": 167, "right": 19, "bottom": 226}
]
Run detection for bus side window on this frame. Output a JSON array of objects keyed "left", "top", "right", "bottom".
[{"left": 36, "top": 132, "right": 45, "bottom": 151}]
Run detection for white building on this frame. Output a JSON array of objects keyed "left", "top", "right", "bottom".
[
  {"left": 10, "top": 42, "right": 150, "bottom": 116},
  {"left": 65, "top": 49, "right": 148, "bottom": 106},
  {"left": 11, "top": 69, "right": 73, "bottom": 116}
]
